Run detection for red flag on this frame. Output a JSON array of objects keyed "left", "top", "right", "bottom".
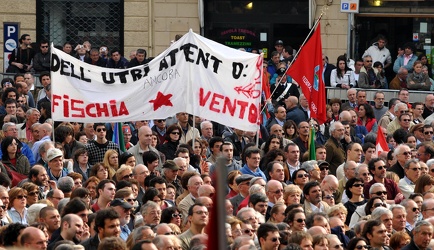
[
  {"left": 287, "top": 23, "right": 326, "bottom": 124},
  {"left": 376, "top": 127, "right": 389, "bottom": 156}
]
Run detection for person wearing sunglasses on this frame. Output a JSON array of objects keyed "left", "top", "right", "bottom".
[
  {"left": 21, "top": 182, "right": 39, "bottom": 207},
  {"left": 257, "top": 222, "right": 280, "bottom": 250},
  {"left": 398, "top": 159, "right": 421, "bottom": 198},
  {"left": 157, "top": 124, "right": 182, "bottom": 161},
  {"left": 364, "top": 158, "right": 403, "bottom": 204},
  {"left": 347, "top": 237, "right": 370, "bottom": 250},
  {"left": 33, "top": 40, "right": 51, "bottom": 74},
  {"left": 292, "top": 169, "right": 310, "bottom": 191},
  {"left": 416, "top": 142, "right": 434, "bottom": 164},
  {"left": 344, "top": 177, "right": 367, "bottom": 226},
  {"left": 401, "top": 199, "right": 420, "bottom": 232},
  {"left": 7, "top": 187, "right": 28, "bottom": 224},
  {"left": 86, "top": 123, "right": 120, "bottom": 166}
]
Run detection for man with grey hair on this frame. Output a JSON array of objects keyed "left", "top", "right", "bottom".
[
  {"left": 301, "top": 160, "right": 320, "bottom": 182},
  {"left": 402, "top": 220, "right": 433, "bottom": 250},
  {"left": 337, "top": 160, "right": 358, "bottom": 203},
  {"left": 390, "top": 144, "right": 412, "bottom": 179},
  {"left": 325, "top": 121, "right": 346, "bottom": 175},
  {"left": 153, "top": 223, "right": 173, "bottom": 235},
  {"left": 17, "top": 107, "right": 40, "bottom": 142},
  {"left": 237, "top": 207, "right": 259, "bottom": 231},
  {"left": 200, "top": 121, "right": 213, "bottom": 142},
  {"left": 355, "top": 164, "right": 371, "bottom": 183},
  {"left": 371, "top": 207, "right": 393, "bottom": 233},
  {"left": 58, "top": 176, "right": 74, "bottom": 198},
  {"left": 37, "top": 140, "right": 55, "bottom": 165},
  {"left": 378, "top": 98, "right": 401, "bottom": 129},
  {"left": 387, "top": 102, "right": 413, "bottom": 134},
  {"left": 349, "top": 183, "right": 389, "bottom": 228},
  {"left": 1, "top": 122, "right": 35, "bottom": 165},
  {"left": 390, "top": 204, "right": 407, "bottom": 233},
  {"left": 427, "top": 159, "right": 434, "bottom": 178},
  {"left": 336, "top": 142, "right": 363, "bottom": 180},
  {"left": 153, "top": 235, "right": 177, "bottom": 249},
  {"left": 359, "top": 55, "right": 386, "bottom": 89},
  {"left": 398, "top": 159, "right": 421, "bottom": 198},
  {"left": 353, "top": 220, "right": 367, "bottom": 238},
  {"left": 140, "top": 201, "right": 161, "bottom": 226},
  {"left": 31, "top": 122, "right": 52, "bottom": 162},
  {"left": 401, "top": 199, "right": 420, "bottom": 231},
  {"left": 133, "top": 164, "right": 149, "bottom": 202}
]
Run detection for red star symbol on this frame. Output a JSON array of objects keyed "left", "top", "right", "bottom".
[{"left": 149, "top": 91, "right": 173, "bottom": 111}]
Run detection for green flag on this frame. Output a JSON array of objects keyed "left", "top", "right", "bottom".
[{"left": 308, "top": 126, "right": 316, "bottom": 160}]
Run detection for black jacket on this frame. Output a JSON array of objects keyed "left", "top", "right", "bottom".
[{"left": 80, "top": 235, "right": 100, "bottom": 250}]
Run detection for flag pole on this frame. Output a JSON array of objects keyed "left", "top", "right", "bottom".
[{"left": 261, "top": 13, "right": 324, "bottom": 114}]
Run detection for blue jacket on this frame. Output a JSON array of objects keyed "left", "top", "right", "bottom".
[
  {"left": 240, "top": 164, "right": 267, "bottom": 180},
  {"left": 286, "top": 107, "right": 307, "bottom": 125},
  {"left": 393, "top": 55, "right": 418, "bottom": 73}
]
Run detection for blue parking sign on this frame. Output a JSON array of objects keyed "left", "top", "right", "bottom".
[{"left": 342, "top": 3, "right": 349, "bottom": 10}]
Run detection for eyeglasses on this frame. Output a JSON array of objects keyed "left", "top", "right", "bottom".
[
  {"left": 122, "top": 174, "right": 133, "bottom": 179},
  {"left": 96, "top": 128, "right": 106, "bottom": 132},
  {"left": 172, "top": 213, "right": 183, "bottom": 218},
  {"left": 28, "top": 191, "right": 39, "bottom": 196},
  {"left": 425, "top": 131, "right": 434, "bottom": 135},
  {"left": 320, "top": 166, "right": 329, "bottom": 171},
  {"left": 155, "top": 120, "right": 165, "bottom": 123},
  {"left": 126, "top": 198, "right": 136, "bottom": 203},
  {"left": 0, "top": 205, "right": 6, "bottom": 210},
  {"left": 365, "top": 60, "right": 373, "bottom": 62},
  {"left": 402, "top": 151, "right": 412, "bottom": 156},
  {"left": 332, "top": 244, "right": 344, "bottom": 249},
  {"left": 324, "top": 195, "right": 335, "bottom": 200},
  {"left": 373, "top": 191, "right": 387, "bottom": 196},
  {"left": 376, "top": 165, "right": 385, "bottom": 170},
  {"left": 295, "top": 218, "right": 305, "bottom": 223},
  {"left": 164, "top": 232, "right": 176, "bottom": 235},
  {"left": 373, "top": 202, "right": 387, "bottom": 208},
  {"left": 410, "top": 167, "right": 421, "bottom": 171},
  {"left": 412, "top": 207, "right": 420, "bottom": 212},
  {"left": 193, "top": 211, "right": 209, "bottom": 216},
  {"left": 355, "top": 245, "right": 370, "bottom": 250},
  {"left": 269, "top": 189, "right": 283, "bottom": 194},
  {"left": 361, "top": 173, "right": 370, "bottom": 176},
  {"left": 353, "top": 183, "right": 364, "bottom": 187},
  {"left": 271, "top": 237, "right": 280, "bottom": 242},
  {"left": 41, "top": 46, "right": 48, "bottom": 48},
  {"left": 400, "top": 110, "right": 409, "bottom": 114},
  {"left": 402, "top": 119, "right": 411, "bottom": 122},
  {"left": 297, "top": 173, "right": 309, "bottom": 178},
  {"left": 17, "top": 195, "right": 27, "bottom": 199},
  {"left": 171, "top": 132, "right": 180, "bottom": 135},
  {"left": 243, "top": 229, "right": 255, "bottom": 234}
]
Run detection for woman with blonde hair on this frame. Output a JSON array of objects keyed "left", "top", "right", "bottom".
[
  {"left": 313, "top": 234, "right": 329, "bottom": 250},
  {"left": 115, "top": 165, "right": 133, "bottom": 183},
  {"left": 103, "top": 149, "right": 119, "bottom": 178},
  {"left": 283, "top": 184, "right": 302, "bottom": 206},
  {"left": 268, "top": 203, "right": 287, "bottom": 224}
]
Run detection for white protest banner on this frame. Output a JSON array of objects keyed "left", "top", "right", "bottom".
[{"left": 51, "top": 30, "right": 263, "bottom": 132}]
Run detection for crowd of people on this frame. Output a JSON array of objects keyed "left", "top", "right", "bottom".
[{"left": 1, "top": 32, "right": 434, "bottom": 250}]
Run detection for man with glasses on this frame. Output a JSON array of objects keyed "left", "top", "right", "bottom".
[
  {"left": 179, "top": 203, "right": 209, "bottom": 250},
  {"left": 422, "top": 125, "right": 433, "bottom": 142},
  {"left": 421, "top": 198, "right": 434, "bottom": 219},
  {"left": 386, "top": 102, "right": 411, "bottom": 134},
  {"left": 257, "top": 223, "right": 280, "bottom": 250},
  {"left": 398, "top": 159, "right": 421, "bottom": 198},
  {"left": 390, "top": 144, "right": 412, "bottom": 179},
  {"left": 355, "top": 164, "right": 371, "bottom": 183},
  {"left": 141, "top": 201, "right": 162, "bottom": 226},
  {"left": 265, "top": 180, "right": 283, "bottom": 220},
  {"left": 151, "top": 118, "right": 166, "bottom": 145},
  {"left": 397, "top": 113, "right": 412, "bottom": 132},
  {"left": 359, "top": 55, "right": 385, "bottom": 89},
  {"left": 402, "top": 199, "right": 419, "bottom": 232},
  {"left": 302, "top": 181, "right": 329, "bottom": 217},
  {"left": 364, "top": 158, "right": 403, "bottom": 203},
  {"left": 86, "top": 123, "right": 120, "bottom": 165},
  {"left": 362, "top": 220, "right": 390, "bottom": 250},
  {"left": 373, "top": 91, "right": 388, "bottom": 121},
  {"left": 240, "top": 147, "right": 266, "bottom": 180},
  {"left": 33, "top": 40, "right": 51, "bottom": 73}
]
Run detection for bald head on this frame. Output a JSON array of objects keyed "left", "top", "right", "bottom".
[
  {"left": 307, "top": 226, "right": 328, "bottom": 236},
  {"left": 339, "top": 110, "right": 351, "bottom": 122},
  {"left": 198, "top": 184, "right": 215, "bottom": 198},
  {"left": 39, "top": 123, "right": 53, "bottom": 136}
]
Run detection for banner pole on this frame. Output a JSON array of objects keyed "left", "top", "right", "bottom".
[{"left": 261, "top": 13, "right": 324, "bottom": 114}]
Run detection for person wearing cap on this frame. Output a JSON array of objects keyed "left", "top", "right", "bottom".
[
  {"left": 317, "top": 160, "right": 330, "bottom": 182},
  {"left": 229, "top": 174, "right": 255, "bottom": 215},
  {"left": 162, "top": 160, "right": 182, "bottom": 197},
  {"left": 46, "top": 148, "right": 69, "bottom": 182},
  {"left": 274, "top": 40, "right": 284, "bottom": 59},
  {"left": 110, "top": 198, "right": 134, "bottom": 240},
  {"left": 122, "top": 125, "right": 134, "bottom": 150}
]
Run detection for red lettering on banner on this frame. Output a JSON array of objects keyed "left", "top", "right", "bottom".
[
  {"left": 52, "top": 95, "right": 130, "bottom": 118},
  {"left": 198, "top": 88, "right": 259, "bottom": 124}
]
